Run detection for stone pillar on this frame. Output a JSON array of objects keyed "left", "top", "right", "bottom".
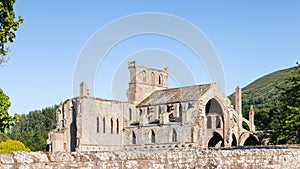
[
  {"left": 196, "top": 115, "right": 205, "bottom": 147},
  {"left": 211, "top": 116, "right": 216, "bottom": 129},
  {"left": 235, "top": 86, "right": 242, "bottom": 115},
  {"left": 235, "top": 86, "right": 242, "bottom": 130},
  {"left": 249, "top": 105, "right": 255, "bottom": 131},
  {"left": 80, "top": 81, "right": 89, "bottom": 97}
]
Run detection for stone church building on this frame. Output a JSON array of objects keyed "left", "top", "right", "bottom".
[{"left": 47, "top": 61, "right": 258, "bottom": 152}]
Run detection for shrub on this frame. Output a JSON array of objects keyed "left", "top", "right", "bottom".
[
  {"left": 0, "top": 133, "right": 10, "bottom": 142},
  {"left": 0, "top": 140, "right": 30, "bottom": 153}
]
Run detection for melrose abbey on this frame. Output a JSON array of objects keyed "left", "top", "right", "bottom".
[{"left": 47, "top": 61, "right": 258, "bottom": 152}]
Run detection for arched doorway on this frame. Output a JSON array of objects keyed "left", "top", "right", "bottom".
[
  {"left": 208, "top": 132, "right": 224, "bottom": 147},
  {"left": 244, "top": 134, "right": 258, "bottom": 146}
]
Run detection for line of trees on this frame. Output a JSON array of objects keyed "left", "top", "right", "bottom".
[
  {"left": 0, "top": 87, "right": 57, "bottom": 151},
  {"left": 1, "top": 87, "right": 57, "bottom": 151},
  {"left": 8, "top": 105, "right": 57, "bottom": 151}
]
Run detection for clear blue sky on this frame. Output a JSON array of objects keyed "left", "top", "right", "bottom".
[{"left": 0, "top": 1, "right": 299, "bottom": 115}]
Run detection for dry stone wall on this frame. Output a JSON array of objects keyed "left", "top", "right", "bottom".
[{"left": 0, "top": 146, "right": 299, "bottom": 169}]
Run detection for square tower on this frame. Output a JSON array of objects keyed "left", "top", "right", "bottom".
[{"left": 127, "top": 61, "right": 168, "bottom": 104}]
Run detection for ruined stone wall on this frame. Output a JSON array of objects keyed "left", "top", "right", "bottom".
[
  {"left": 78, "top": 98, "right": 130, "bottom": 151},
  {"left": 1, "top": 146, "right": 299, "bottom": 169}
]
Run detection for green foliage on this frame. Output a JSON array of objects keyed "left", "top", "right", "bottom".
[
  {"left": 229, "top": 63, "right": 300, "bottom": 144},
  {"left": 0, "top": 133, "right": 10, "bottom": 142},
  {"left": 0, "top": 0, "right": 24, "bottom": 63},
  {"left": 8, "top": 105, "right": 57, "bottom": 151},
  {"left": 0, "top": 140, "right": 30, "bottom": 153},
  {"left": 269, "top": 63, "right": 300, "bottom": 144},
  {"left": 0, "top": 88, "right": 13, "bottom": 133},
  {"left": 229, "top": 67, "right": 295, "bottom": 131},
  {"left": 0, "top": 88, "right": 20, "bottom": 133}
]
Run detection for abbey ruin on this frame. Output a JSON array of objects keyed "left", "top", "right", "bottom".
[{"left": 47, "top": 61, "right": 258, "bottom": 152}]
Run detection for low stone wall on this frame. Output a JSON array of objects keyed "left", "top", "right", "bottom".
[{"left": 0, "top": 146, "right": 299, "bottom": 169}]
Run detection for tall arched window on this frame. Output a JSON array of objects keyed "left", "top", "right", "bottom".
[
  {"left": 141, "top": 70, "right": 146, "bottom": 82},
  {"left": 110, "top": 118, "right": 113, "bottom": 134},
  {"left": 159, "top": 74, "right": 163, "bottom": 85},
  {"left": 172, "top": 128, "right": 177, "bottom": 142},
  {"left": 132, "top": 131, "right": 136, "bottom": 144},
  {"left": 191, "top": 127, "right": 194, "bottom": 142},
  {"left": 116, "top": 119, "right": 119, "bottom": 134},
  {"left": 103, "top": 118, "right": 106, "bottom": 133},
  {"left": 150, "top": 130, "right": 155, "bottom": 143},
  {"left": 150, "top": 72, "right": 155, "bottom": 85},
  {"left": 139, "top": 109, "right": 143, "bottom": 117},
  {"left": 179, "top": 103, "right": 183, "bottom": 120},
  {"left": 158, "top": 106, "right": 162, "bottom": 118},
  {"left": 96, "top": 117, "right": 99, "bottom": 133},
  {"left": 129, "top": 108, "right": 132, "bottom": 120}
]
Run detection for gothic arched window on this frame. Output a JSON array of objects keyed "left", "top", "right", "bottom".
[
  {"left": 142, "top": 71, "right": 146, "bottom": 82},
  {"left": 132, "top": 131, "right": 136, "bottom": 144},
  {"left": 116, "top": 119, "right": 119, "bottom": 134},
  {"left": 150, "top": 130, "right": 155, "bottom": 143},
  {"left": 96, "top": 117, "right": 99, "bottom": 133},
  {"left": 129, "top": 108, "right": 132, "bottom": 120},
  {"left": 159, "top": 74, "right": 163, "bottom": 85},
  {"left": 110, "top": 118, "right": 113, "bottom": 134},
  {"left": 150, "top": 72, "right": 155, "bottom": 85},
  {"left": 103, "top": 118, "right": 106, "bottom": 133},
  {"left": 172, "top": 128, "right": 177, "bottom": 142}
]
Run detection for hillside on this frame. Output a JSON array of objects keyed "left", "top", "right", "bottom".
[{"left": 229, "top": 66, "right": 296, "bottom": 130}]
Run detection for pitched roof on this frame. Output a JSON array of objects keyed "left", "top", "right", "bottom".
[{"left": 137, "top": 83, "right": 213, "bottom": 107}]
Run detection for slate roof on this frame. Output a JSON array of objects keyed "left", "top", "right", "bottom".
[{"left": 137, "top": 83, "right": 213, "bottom": 107}]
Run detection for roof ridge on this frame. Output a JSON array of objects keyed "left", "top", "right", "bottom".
[
  {"left": 156, "top": 83, "right": 213, "bottom": 92},
  {"left": 137, "top": 83, "right": 214, "bottom": 107}
]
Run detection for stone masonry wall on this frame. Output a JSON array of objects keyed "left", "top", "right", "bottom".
[{"left": 0, "top": 146, "right": 299, "bottom": 169}]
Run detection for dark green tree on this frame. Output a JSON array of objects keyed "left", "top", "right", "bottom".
[
  {"left": 269, "top": 63, "right": 300, "bottom": 144},
  {"left": 0, "top": 0, "right": 24, "bottom": 64},
  {"left": 8, "top": 105, "right": 57, "bottom": 151}
]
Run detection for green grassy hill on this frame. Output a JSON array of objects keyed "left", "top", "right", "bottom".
[{"left": 229, "top": 66, "right": 296, "bottom": 130}]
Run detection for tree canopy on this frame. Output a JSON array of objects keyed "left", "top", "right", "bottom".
[
  {"left": 0, "top": 88, "right": 20, "bottom": 134},
  {"left": 0, "top": 88, "right": 13, "bottom": 133},
  {"left": 269, "top": 63, "right": 300, "bottom": 144},
  {"left": 0, "top": 0, "right": 24, "bottom": 63},
  {"left": 8, "top": 105, "right": 57, "bottom": 151}
]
